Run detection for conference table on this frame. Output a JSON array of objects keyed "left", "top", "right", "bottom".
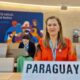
[{"left": 0, "top": 73, "right": 22, "bottom": 80}]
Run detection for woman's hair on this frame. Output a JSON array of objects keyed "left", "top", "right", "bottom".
[
  {"left": 44, "top": 16, "right": 66, "bottom": 49},
  {"left": 22, "top": 34, "right": 31, "bottom": 40}
]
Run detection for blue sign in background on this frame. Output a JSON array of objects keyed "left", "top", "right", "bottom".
[{"left": 0, "top": 10, "right": 43, "bottom": 43}]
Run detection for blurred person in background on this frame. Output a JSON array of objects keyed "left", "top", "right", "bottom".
[
  {"left": 19, "top": 34, "right": 36, "bottom": 58},
  {"left": 17, "top": 34, "right": 36, "bottom": 72}
]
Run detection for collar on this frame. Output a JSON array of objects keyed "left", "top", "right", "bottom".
[{"left": 49, "top": 39, "right": 58, "bottom": 51}]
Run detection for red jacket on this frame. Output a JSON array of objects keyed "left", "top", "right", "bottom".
[{"left": 34, "top": 38, "right": 77, "bottom": 61}]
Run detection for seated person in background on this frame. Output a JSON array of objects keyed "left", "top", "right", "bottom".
[
  {"left": 34, "top": 16, "right": 77, "bottom": 61},
  {"left": 17, "top": 34, "right": 36, "bottom": 72},
  {"left": 19, "top": 34, "right": 36, "bottom": 58}
]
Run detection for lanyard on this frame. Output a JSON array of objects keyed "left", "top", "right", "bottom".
[
  {"left": 24, "top": 44, "right": 29, "bottom": 51},
  {"left": 49, "top": 39, "right": 58, "bottom": 60}
]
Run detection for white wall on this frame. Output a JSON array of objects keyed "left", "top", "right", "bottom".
[{"left": 0, "top": 3, "right": 80, "bottom": 41}]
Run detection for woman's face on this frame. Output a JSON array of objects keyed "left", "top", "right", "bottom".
[
  {"left": 46, "top": 19, "right": 60, "bottom": 37},
  {"left": 22, "top": 39, "right": 29, "bottom": 45}
]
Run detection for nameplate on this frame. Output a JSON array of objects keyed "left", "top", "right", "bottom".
[{"left": 22, "top": 61, "right": 80, "bottom": 80}]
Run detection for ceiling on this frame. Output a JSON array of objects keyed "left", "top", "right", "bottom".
[{"left": 0, "top": 0, "right": 80, "bottom": 6}]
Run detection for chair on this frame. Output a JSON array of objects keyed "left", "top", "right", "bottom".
[
  {"left": 0, "top": 58, "right": 14, "bottom": 72},
  {"left": 75, "top": 43, "right": 80, "bottom": 61},
  {"left": 0, "top": 43, "right": 8, "bottom": 57},
  {"left": 8, "top": 43, "right": 19, "bottom": 49}
]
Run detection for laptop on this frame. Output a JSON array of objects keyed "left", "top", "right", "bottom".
[
  {"left": 0, "top": 43, "right": 7, "bottom": 57},
  {"left": 7, "top": 48, "right": 29, "bottom": 59}
]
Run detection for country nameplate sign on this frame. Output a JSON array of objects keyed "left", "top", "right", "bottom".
[{"left": 22, "top": 61, "right": 80, "bottom": 80}]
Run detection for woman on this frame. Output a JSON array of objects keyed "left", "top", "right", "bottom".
[
  {"left": 19, "top": 34, "right": 36, "bottom": 58},
  {"left": 17, "top": 34, "right": 36, "bottom": 72},
  {"left": 34, "top": 16, "right": 77, "bottom": 61}
]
